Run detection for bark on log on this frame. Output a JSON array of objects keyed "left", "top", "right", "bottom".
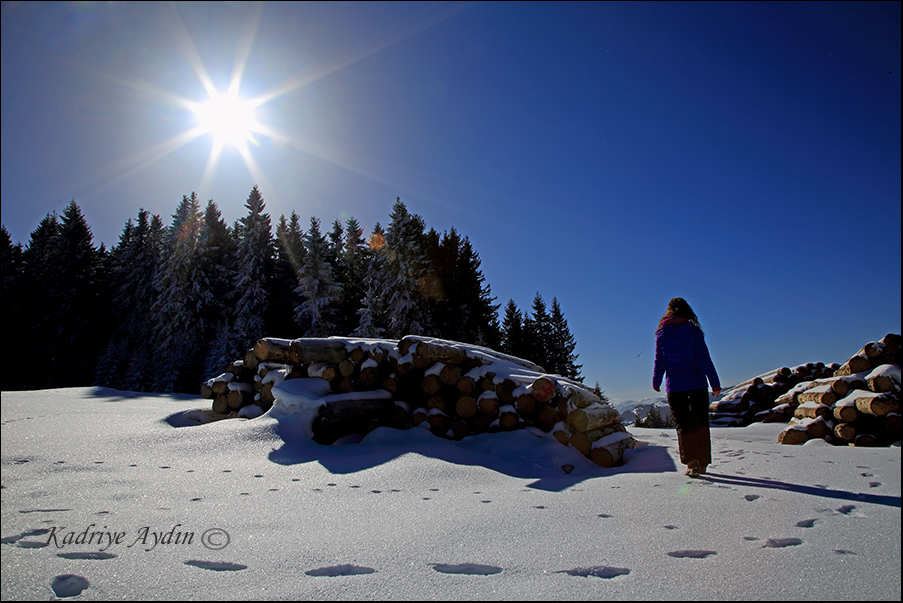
[
  {"left": 866, "top": 364, "right": 900, "bottom": 393},
  {"left": 794, "top": 402, "right": 831, "bottom": 420},
  {"left": 568, "top": 424, "right": 627, "bottom": 457},
  {"left": 253, "top": 338, "right": 295, "bottom": 364},
  {"left": 835, "top": 355, "right": 872, "bottom": 376},
  {"left": 796, "top": 385, "right": 837, "bottom": 406},
  {"left": 567, "top": 402, "right": 621, "bottom": 433},
  {"left": 212, "top": 395, "right": 229, "bottom": 415},
  {"left": 832, "top": 401, "right": 858, "bottom": 423},
  {"left": 852, "top": 392, "right": 900, "bottom": 416},
  {"left": 290, "top": 338, "right": 348, "bottom": 364},
  {"left": 409, "top": 339, "right": 469, "bottom": 366},
  {"left": 552, "top": 422, "right": 570, "bottom": 446},
  {"left": 778, "top": 426, "right": 809, "bottom": 445},
  {"left": 588, "top": 434, "right": 636, "bottom": 468},
  {"left": 806, "top": 417, "right": 831, "bottom": 440},
  {"left": 561, "top": 383, "right": 603, "bottom": 409},
  {"left": 852, "top": 433, "right": 878, "bottom": 447}
]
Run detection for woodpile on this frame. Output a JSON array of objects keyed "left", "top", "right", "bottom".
[
  {"left": 715, "top": 334, "right": 900, "bottom": 446},
  {"left": 201, "top": 336, "right": 635, "bottom": 467}
]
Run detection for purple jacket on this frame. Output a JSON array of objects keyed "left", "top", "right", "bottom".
[{"left": 653, "top": 317, "right": 720, "bottom": 394}]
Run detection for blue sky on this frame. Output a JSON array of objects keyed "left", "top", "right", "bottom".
[{"left": 2, "top": 1, "right": 900, "bottom": 401}]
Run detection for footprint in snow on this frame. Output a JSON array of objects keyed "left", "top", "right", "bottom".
[
  {"left": 57, "top": 552, "right": 117, "bottom": 560},
  {"left": 597, "top": 513, "right": 614, "bottom": 518},
  {"left": 795, "top": 519, "right": 817, "bottom": 528},
  {"left": 184, "top": 560, "right": 247, "bottom": 571},
  {"left": 1, "top": 528, "right": 50, "bottom": 545},
  {"left": 667, "top": 550, "right": 717, "bottom": 559},
  {"left": 662, "top": 525, "right": 678, "bottom": 530},
  {"left": 305, "top": 564, "right": 376, "bottom": 577},
  {"left": 868, "top": 482, "right": 881, "bottom": 488},
  {"left": 836, "top": 505, "right": 856, "bottom": 515},
  {"left": 833, "top": 549, "right": 856, "bottom": 555},
  {"left": 743, "top": 494, "right": 761, "bottom": 501},
  {"left": 431, "top": 563, "right": 502, "bottom": 575},
  {"left": 762, "top": 538, "right": 802, "bottom": 548},
  {"left": 51, "top": 574, "right": 90, "bottom": 598},
  {"left": 558, "top": 566, "right": 630, "bottom": 579}
]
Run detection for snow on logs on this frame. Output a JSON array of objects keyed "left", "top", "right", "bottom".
[
  {"left": 201, "top": 335, "right": 635, "bottom": 467},
  {"left": 715, "top": 334, "right": 900, "bottom": 446}
]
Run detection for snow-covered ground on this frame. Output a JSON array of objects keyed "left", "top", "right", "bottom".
[{"left": 2, "top": 387, "right": 900, "bottom": 600}]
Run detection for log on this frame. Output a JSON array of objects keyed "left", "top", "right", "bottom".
[
  {"left": 380, "top": 375, "right": 399, "bottom": 395},
  {"left": 427, "top": 408, "right": 451, "bottom": 433},
  {"left": 455, "top": 396, "right": 478, "bottom": 419},
  {"left": 567, "top": 402, "right": 621, "bottom": 433},
  {"left": 212, "top": 395, "right": 229, "bottom": 415},
  {"left": 290, "top": 338, "right": 348, "bottom": 364},
  {"left": 477, "top": 391, "right": 499, "bottom": 417},
  {"left": 498, "top": 405, "right": 519, "bottom": 430},
  {"left": 317, "top": 394, "right": 395, "bottom": 422},
  {"left": 834, "top": 422, "right": 856, "bottom": 441},
  {"left": 456, "top": 375, "right": 476, "bottom": 397},
  {"left": 409, "top": 339, "right": 469, "bottom": 366},
  {"left": 568, "top": 424, "right": 627, "bottom": 457},
  {"left": 411, "top": 407, "right": 428, "bottom": 426},
  {"left": 338, "top": 359, "right": 356, "bottom": 378},
  {"left": 243, "top": 349, "right": 259, "bottom": 370},
  {"left": 439, "top": 363, "right": 461, "bottom": 386},
  {"left": 308, "top": 363, "right": 338, "bottom": 383},
  {"left": 551, "top": 422, "right": 570, "bottom": 446},
  {"left": 866, "top": 364, "right": 901, "bottom": 393},
  {"left": 832, "top": 399, "right": 858, "bottom": 423},
  {"left": 835, "top": 355, "right": 872, "bottom": 376},
  {"left": 531, "top": 375, "right": 558, "bottom": 403},
  {"left": 852, "top": 433, "right": 878, "bottom": 447},
  {"left": 426, "top": 396, "right": 449, "bottom": 414},
  {"left": 588, "top": 434, "right": 636, "bottom": 468},
  {"left": 852, "top": 392, "right": 900, "bottom": 416},
  {"left": 794, "top": 402, "right": 831, "bottom": 420},
  {"left": 495, "top": 378, "right": 517, "bottom": 405},
  {"left": 561, "top": 383, "right": 603, "bottom": 409},
  {"left": 478, "top": 372, "right": 496, "bottom": 393},
  {"left": 806, "top": 416, "right": 832, "bottom": 440},
  {"left": 199, "top": 381, "right": 214, "bottom": 399},
  {"left": 531, "top": 402, "right": 562, "bottom": 432},
  {"left": 778, "top": 425, "right": 809, "bottom": 445},
  {"left": 796, "top": 385, "right": 837, "bottom": 406},
  {"left": 422, "top": 374, "right": 443, "bottom": 397},
  {"left": 515, "top": 389, "right": 536, "bottom": 414},
  {"left": 252, "top": 338, "right": 295, "bottom": 364}
]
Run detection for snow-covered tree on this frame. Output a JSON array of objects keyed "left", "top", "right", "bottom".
[
  {"left": 381, "top": 198, "right": 429, "bottom": 338},
  {"left": 269, "top": 211, "right": 305, "bottom": 338},
  {"left": 354, "top": 222, "right": 388, "bottom": 337},
  {"left": 230, "top": 185, "right": 274, "bottom": 355},
  {"left": 1, "top": 225, "right": 25, "bottom": 390},
  {"left": 294, "top": 216, "right": 340, "bottom": 337},
  {"left": 152, "top": 193, "right": 206, "bottom": 392},
  {"left": 96, "top": 209, "right": 163, "bottom": 391}
]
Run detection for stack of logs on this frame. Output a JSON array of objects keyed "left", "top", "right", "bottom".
[
  {"left": 710, "top": 334, "right": 900, "bottom": 446},
  {"left": 200, "top": 336, "right": 636, "bottom": 467}
]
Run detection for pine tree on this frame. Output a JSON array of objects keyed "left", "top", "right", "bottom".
[
  {"left": 198, "top": 200, "right": 239, "bottom": 378},
  {"left": 1, "top": 225, "right": 25, "bottom": 390},
  {"left": 152, "top": 193, "right": 206, "bottom": 392},
  {"left": 269, "top": 211, "right": 305, "bottom": 338},
  {"left": 339, "top": 216, "right": 369, "bottom": 335},
  {"left": 547, "top": 297, "right": 582, "bottom": 381},
  {"left": 355, "top": 222, "right": 388, "bottom": 337},
  {"left": 500, "top": 299, "right": 525, "bottom": 357},
  {"left": 231, "top": 185, "right": 274, "bottom": 357},
  {"left": 96, "top": 209, "right": 163, "bottom": 390},
  {"left": 49, "top": 201, "right": 106, "bottom": 386},
  {"left": 382, "top": 198, "right": 429, "bottom": 338},
  {"left": 457, "top": 236, "right": 500, "bottom": 348},
  {"left": 294, "top": 216, "right": 340, "bottom": 337}
]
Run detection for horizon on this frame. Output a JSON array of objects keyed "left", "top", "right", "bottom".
[{"left": 2, "top": 1, "right": 900, "bottom": 400}]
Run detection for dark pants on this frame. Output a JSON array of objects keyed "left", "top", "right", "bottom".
[{"left": 667, "top": 389, "right": 711, "bottom": 468}]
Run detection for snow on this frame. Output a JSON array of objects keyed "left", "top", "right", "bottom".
[{"left": 2, "top": 386, "right": 900, "bottom": 600}]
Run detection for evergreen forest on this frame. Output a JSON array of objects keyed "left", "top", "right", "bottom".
[{"left": 1, "top": 188, "right": 583, "bottom": 393}]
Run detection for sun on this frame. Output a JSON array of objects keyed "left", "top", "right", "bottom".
[{"left": 191, "top": 89, "right": 260, "bottom": 150}]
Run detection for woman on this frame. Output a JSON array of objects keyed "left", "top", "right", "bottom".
[{"left": 652, "top": 298, "right": 721, "bottom": 477}]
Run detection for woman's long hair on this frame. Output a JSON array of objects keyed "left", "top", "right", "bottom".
[{"left": 658, "top": 297, "right": 701, "bottom": 331}]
